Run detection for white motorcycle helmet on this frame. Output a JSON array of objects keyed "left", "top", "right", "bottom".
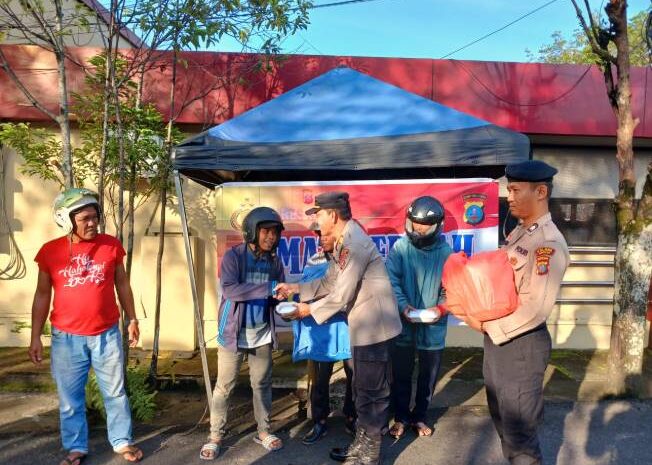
[{"left": 52, "top": 188, "right": 101, "bottom": 234}]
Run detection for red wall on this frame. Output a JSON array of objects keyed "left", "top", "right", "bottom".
[{"left": 1, "top": 45, "right": 649, "bottom": 138}]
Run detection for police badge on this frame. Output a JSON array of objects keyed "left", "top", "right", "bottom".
[
  {"left": 230, "top": 198, "right": 255, "bottom": 231},
  {"left": 463, "top": 193, "right": 486, "bottom": 225}
]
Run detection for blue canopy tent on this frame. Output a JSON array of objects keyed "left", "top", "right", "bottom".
[
  {"left": 171, "top": 67, "right": 530, "bottom": 404},
  {"left": 173, "top": 67, "right": 530, "bottom": 187}
]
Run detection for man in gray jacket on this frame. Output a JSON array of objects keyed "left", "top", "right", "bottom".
[{"left": 276, "top": 191, "right": 402, "bottom": 465}]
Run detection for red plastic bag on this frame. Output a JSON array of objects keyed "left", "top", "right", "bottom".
[{"left": 442, "top": 250, "right": 519, "bottom": 322}]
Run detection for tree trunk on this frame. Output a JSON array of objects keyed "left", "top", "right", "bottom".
[
  {"left": 53, "top": 1, "right": 73, "bottom": 187},
  {"left": 126, "top": 161, "right": 137, "bottom": 277},
  {"left": 149, "top": 47, "right": 178, "bottom": 386},
  {"left": 604, "top": 0, "right": 650, "bottom": 395},
  {"left": 111, "top": 60, "right": 127, "bottom": 243},
  {"left": 97, "top": 4, "right": 117, "bottom": 232},
  {"left": 608, "top": 228, "right": 652, "bottom": 394},
  {"left": 149, "top": 175, "right": 167, "bottom": 386}
]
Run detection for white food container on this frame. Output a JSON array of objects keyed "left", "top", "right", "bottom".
[
  {"left": 275, "top": 302, "right": 298, "bottom": 316},
  {"left": 407, "top": 308, "right": 439, "bottom": 323}
]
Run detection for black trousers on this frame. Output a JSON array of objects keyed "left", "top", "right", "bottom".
[
  {"left": 483, "top": 325, "right": 551, "bottom": 465},
  {"left": 352, "top": 339, "right": 394, "bottom": 436},
  {"left": 310, "top": 358, "right": 355, "bottom": 423},
  {"left": 392, "top": 345, "right": 443, "bottom": 424}
]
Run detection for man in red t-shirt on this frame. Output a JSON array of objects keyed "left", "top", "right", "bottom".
[{"left": 28, "top": 188, "right": 143, "bottom": 465}]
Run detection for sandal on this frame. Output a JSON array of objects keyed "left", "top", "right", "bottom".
[
  {"left": 59, "top": 452, "right": 86, "bottom": 465},
  {"left": 413, "top": 422, "right": 433, "bottom": 437},
  {"left": 389, "top": 421, "right": 406, "bottom": 439},
  {"left": 199, "top": 441, "right": 220, "bottom": 460},
  {"left": 253, "top": 433, "right": 283, "bottom": 451},
  {"left": 115, "top": 445, "right": 143, "bottom": 462}
]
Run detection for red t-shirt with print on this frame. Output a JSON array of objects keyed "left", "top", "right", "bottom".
[{"left": 35, "top": 234, "right": 125, "bottom": 336}]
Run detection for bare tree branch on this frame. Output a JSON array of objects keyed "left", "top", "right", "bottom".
[
  {"left": 582, "top": 0, "right": 599, "bottom": 36},
  {"left": 602, "top": 62, "right": 618, "bottom": 108},
  {"left": 570, "top": 0, "right": 617, "bottom": 63},
  {"left": 26, "top": 0, "right": 59, "bottom": 45},
  {"left": 0, "top": 5, "right": 52, "bottom": 44}
]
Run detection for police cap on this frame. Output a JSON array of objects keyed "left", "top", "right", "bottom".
[
  {"left": 305, "top": 191, "right": 350, "bottom": 215},
  {"left": 505, "top": 160, "right": 558, "bottom": 183}
]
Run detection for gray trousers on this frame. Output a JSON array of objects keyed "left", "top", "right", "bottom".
[
  {"left": 483, "top": 325, "right": 551, "bottom": 465},
  {"left": 209, "top": 344, "right": 273, "bottom": 440}
]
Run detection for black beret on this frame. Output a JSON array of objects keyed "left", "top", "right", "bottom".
[
  {"left": 505, "top": 160, "right": 558, "bottom": 182},
  {"left": 305, "top": 191, "right": 350, "bottom": 215}
]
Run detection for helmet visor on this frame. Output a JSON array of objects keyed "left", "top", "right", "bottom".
[{"left": 405, "top": 218, "right": 439, "bottom": 237}]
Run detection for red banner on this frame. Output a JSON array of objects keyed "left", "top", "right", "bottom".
[{"left": 215, "top": 179, "right": 499, "bottom": 279}]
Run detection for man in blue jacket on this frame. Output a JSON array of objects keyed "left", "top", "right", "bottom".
[
  {"left": 199, "top": 207, "right": 285, "bottom": 460},
  {"left": 386, "top": 196, "right": 452, "bottom": 439}
]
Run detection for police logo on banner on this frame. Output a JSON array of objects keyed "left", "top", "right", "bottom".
[
  {"left": 230, "top": 198, "right": 256, "bottom": 231},
  {"left": 463, "top": 193, "right": 486, "bottom": 225}
]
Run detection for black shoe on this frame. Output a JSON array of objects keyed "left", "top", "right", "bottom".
[
  {"left": 330, "top": 428, "right": 364, "bottom": 462},
  {"left": 302, "top": 422, "right": 327, "bottom": 445},
  {"left": 354, "top": 429, "right": 381, "bottom": 465},
  {"left": 330, "top": 446, "right": 351, "bottom": 463},
  {"left": 345, "top": 417, "right": 357, "bottom": 435}
]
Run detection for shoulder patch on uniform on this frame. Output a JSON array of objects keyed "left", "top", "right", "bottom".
[
  {"left": 338, "top": 247, "right": 350, "bottom": 269},
  {"left": 527, "top": 223, "right": 539, "bottom": 234},
  {"left": 535, "top": 246, "right": 555, "bottom": 275}
]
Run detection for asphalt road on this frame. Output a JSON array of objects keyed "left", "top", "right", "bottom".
[{"left": 1, "top": 399, "right": 651, "bottom": 465}]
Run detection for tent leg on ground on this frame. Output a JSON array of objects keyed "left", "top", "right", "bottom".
[{"left": 174, "top": 170, "right": 213, "bottom": 405}]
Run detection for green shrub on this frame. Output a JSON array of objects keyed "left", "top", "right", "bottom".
[{"left": 86, "top": 366, "right": 157, "bottom": 422}]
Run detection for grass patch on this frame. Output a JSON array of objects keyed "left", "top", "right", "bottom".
[
  {"left": 0, "top": 379, "right": 56, "bottom": 393},
  {"left": 550, "top": 364, "right": 575, "bottom": 380},
  {"left": 86, "top": 366, "right": 157, "bottom": 422}
]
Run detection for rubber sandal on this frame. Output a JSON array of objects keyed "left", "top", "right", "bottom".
[
  {"left": 253, "top": 433, "right": 283, "bottom": 451},
  {"left": 115, "top": 445, "right": 143, "bottom": 462},
  {"left": 199, "top": 442, "right": 220, "bottom": 460}
]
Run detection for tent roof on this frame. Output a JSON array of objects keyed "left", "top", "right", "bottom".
[{"left": 173, "top": 67, "right": 529, "bottom": 187}]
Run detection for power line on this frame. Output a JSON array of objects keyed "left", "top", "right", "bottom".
[
  {"left": 311, "top": 0, "right": 386, "bottom": 9},
  {"left": 0, "top": 0, "right": 387, "bottom": 24},
  {"left": 297, "top": 32, "right": 326, "bottom": 55},
  {"left": 439, "top": 0, "right": 561, "bottom": 59},
  {"left": 453, "top": 60, "right": 593, "bottom": 107}
]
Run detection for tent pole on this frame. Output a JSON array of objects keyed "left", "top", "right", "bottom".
[{"left": 174, "top": 170, "right": 213, "bottom": 404}]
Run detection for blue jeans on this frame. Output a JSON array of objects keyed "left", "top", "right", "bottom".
[{"left": 50, "top": 324, "right": 133, "bottom": 453}]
